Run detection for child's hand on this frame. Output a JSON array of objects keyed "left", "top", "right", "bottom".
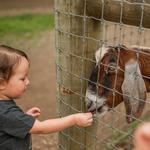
[
  {"left": 74, "top": 112, "right": 93, "bottom": 127},
  {"left": 26, "top": 107, "right": 41, "bottom": 118},
  {"left": 134, "top": 123, "right": 150, "bottom": 150}
]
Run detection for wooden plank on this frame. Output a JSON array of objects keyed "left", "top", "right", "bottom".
[{"left": 77, "top": 0, "right": 150, "bottom": 29}]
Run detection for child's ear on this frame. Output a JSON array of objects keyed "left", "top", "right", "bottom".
[{"left": 0, "top": 78, "right": 7, "bottom": 90}]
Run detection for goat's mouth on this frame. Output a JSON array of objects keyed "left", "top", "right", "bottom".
[
  {"left": 88, "top": 103, "right": 108, "bottom": 114},
  {"left": 87, "top": 101, "right": 109, "bottom": 114},
  {"left": 85, "top": 89, "right": 108, "bottom": 114}
]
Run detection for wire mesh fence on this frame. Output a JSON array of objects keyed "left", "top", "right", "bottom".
[{"left": 55, "top": 0, "right": 150, "bottom": 149}]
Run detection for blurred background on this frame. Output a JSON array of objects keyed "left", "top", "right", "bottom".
[{"left": 0, "top": 0, "right": 57, "bottom": 150}]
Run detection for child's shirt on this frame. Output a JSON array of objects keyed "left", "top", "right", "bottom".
[{"left": 0, "top": 100, "right": 35, "bottom": 150}]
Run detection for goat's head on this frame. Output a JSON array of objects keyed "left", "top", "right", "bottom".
[{"left": 85, "top": 45, "right": 147, "bottom": 123}]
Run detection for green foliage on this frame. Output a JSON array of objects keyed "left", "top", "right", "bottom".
[
  {"left": 0, "top": 13, "right": 54, "bottom": 37},
  {"left": 105, "top": 112, "right": 150, "bottom": 150}
]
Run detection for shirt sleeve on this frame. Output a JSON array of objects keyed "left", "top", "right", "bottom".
[{"left": 2, "top": 107, "right": 36, "bottom": 139}]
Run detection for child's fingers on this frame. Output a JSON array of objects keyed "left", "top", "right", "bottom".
[
  {"left": 88, "top": 118, "right": 93, "bottom": 122},
  {"left": 32, "top": 107, "right": 41, "bottom": 112},
  {"left": 85, "top": 123, "right": 92, "bottom": 127},
  {"left": 85, "top": 121, "right": 93, "bottom": 127},
  {"left": 86, "top": 112, "right": 93, "bottom": 116},
  {"left": 30, "top": 108, "right": 41, "bottom": 115},
  {"left": 33, "top": 109, "right": 41, "bottom": 113},
  {"left": 34, "top": 111, "right": 41, "bottom": 115},
  {"left": 85, "top": 112, "right": 93, "bottom": 119},
  {"left": 84, "top": 113, "right": 93, "bottom": 122},
  {"left": 27, "top": 107, "right": 41, "bottom": 117},
  {"left": 32, "top": 112, "right": 40, "bottom": 118}
]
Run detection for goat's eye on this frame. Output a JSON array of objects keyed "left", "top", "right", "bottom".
[{"left": 108, "top": 63, "right": 117, "bottom": 73}]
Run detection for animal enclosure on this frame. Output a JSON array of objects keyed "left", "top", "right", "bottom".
[{"left": 55, "top": 0, "right": 150, "bottom": 150}]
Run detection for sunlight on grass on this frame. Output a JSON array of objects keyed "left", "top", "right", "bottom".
[{"left": 0, "top": 13, "right": 54, "bottom": 37}]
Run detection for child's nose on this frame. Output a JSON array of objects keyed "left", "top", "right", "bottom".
[{"left": 25, "top": 78, "right": 30, "bottom": 86}]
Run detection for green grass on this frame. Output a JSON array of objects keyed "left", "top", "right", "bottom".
[{"left": 0, "top": 13, "right": 54, "bottom": 37}]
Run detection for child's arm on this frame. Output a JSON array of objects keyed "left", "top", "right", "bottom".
[{"left": 30, "top": 112, "right": 93, "bottom": 134}]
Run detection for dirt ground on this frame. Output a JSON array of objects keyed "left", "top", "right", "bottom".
[{"left": 17, "top": 30, "right": 58, "bottom": 150}]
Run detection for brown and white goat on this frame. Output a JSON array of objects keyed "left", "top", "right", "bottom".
[{"left": 85, "top": 45, "right": 150, "bottom": 123}]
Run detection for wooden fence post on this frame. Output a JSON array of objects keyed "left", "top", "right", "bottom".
[{"left": 55, "top": 0, "right": 101, "bottom": 150}]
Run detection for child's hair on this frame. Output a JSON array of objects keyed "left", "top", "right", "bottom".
[{"left": 0, "top": 45, "right": 28, "bottom": 81}]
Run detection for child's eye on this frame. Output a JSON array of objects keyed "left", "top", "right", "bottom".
[{"left": 20, "top": 77, "right": 25, "bottom": 81}]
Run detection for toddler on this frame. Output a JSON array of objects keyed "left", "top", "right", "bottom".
[{"left": 0, "top": 45, "right": 93, "bottom": 150}]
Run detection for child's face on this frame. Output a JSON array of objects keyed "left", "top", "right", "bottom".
[{"left": 3, "top": 57, "right": 30, "bottom": 99}]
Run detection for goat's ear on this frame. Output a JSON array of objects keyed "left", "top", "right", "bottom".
[{"left": 121, "top": 60, "right": 147, "bottom": 123}]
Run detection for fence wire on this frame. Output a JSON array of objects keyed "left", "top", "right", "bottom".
[{"left": 55, "top": 0, "right": 150, "bottom": 150}]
